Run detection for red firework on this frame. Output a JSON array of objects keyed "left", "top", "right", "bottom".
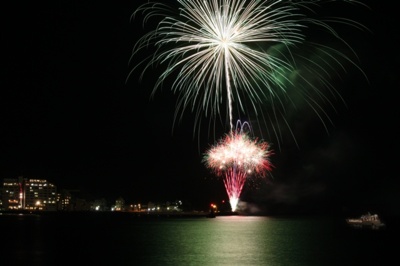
[{"left": 203, "top": 130, "right": 273, "bottom": 212}]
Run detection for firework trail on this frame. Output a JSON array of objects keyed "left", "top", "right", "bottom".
[
  {"left": 203, "top": 121, "right": 273, "bottom": 212},
  {"left": 130, "top": 0, "right": 367, "bottom": 210},
  {"left": 129, "top": 0, "right": 368, "bottom": 147}
]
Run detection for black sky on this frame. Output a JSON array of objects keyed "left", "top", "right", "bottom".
[{"left": 2, "top": 0, "right": 399, "bottom": 215}]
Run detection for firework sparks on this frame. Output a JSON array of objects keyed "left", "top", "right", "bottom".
[
  {"left": 203, "top": 121, "right": 273, "bottom": 212},
  {"left": 130, "top": 0, "right": 368, "bottom": 145},
  {"left": 130, "top": 0, "right": 367, "bottom": 211}
]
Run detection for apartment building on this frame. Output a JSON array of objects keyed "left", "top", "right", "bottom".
[{"left": 1, "top": 176, "right": 57, "bottom": 211}]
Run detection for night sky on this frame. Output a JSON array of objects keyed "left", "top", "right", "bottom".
[{"left": 2, "top": 0, "right": 399, "bottom": 215}]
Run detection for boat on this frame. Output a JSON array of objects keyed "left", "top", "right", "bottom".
[{"left": 346, "top": 212, "right": 385, "bottom": 229}]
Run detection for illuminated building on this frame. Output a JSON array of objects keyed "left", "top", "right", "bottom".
[
  {"left": 1, "top": 177, "right": 23, "bottom": 210},
  {"left": 114, "top": 197, "right": 125, "bottom": 211},
  {"left": 1, "top": 176, "right": 57, "bottom": 211}
]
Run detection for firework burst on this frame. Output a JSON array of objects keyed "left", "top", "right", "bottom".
[
  {"left": 203, "top": 121, "right": 273, "bottom": 211},
  {"left": 129, "top": 0, "right": 368, "bottom": 146}
]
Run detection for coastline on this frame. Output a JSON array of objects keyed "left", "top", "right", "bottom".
[{"left": 0, "top": 209, "right": 239, "bottom": 218}]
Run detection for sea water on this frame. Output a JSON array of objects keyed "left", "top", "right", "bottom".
[{"left": 0, "top": 212, "right": 396, "bottom": 266}]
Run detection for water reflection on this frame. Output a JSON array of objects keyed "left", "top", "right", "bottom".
[
  {"left": 0, "top": 213, "right": 393, "bottom": 266},
  {"left": 132, "top": 216, "right": 336, "bottom": 266}
]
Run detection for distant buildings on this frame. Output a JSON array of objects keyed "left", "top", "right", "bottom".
[
  {"left": 0, "top": 176, "right": 187, "bottom": 213},
  {"left": 1, "top": 176, "right": 57, "bottom": 211},
  {"left": 0, "top": 176, "right": 95, "bottom": 211}
]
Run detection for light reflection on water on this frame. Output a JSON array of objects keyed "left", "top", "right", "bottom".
[
  {"left": 133, "top": 216, "right": 336, "bottom": 266},
  {"left": 0, "top": 213, "right": 394, "bottom": 266}
]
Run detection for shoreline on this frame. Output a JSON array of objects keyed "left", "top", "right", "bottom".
[{"left": 0, "top": 209, "right": 239, "bottom": 218}]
